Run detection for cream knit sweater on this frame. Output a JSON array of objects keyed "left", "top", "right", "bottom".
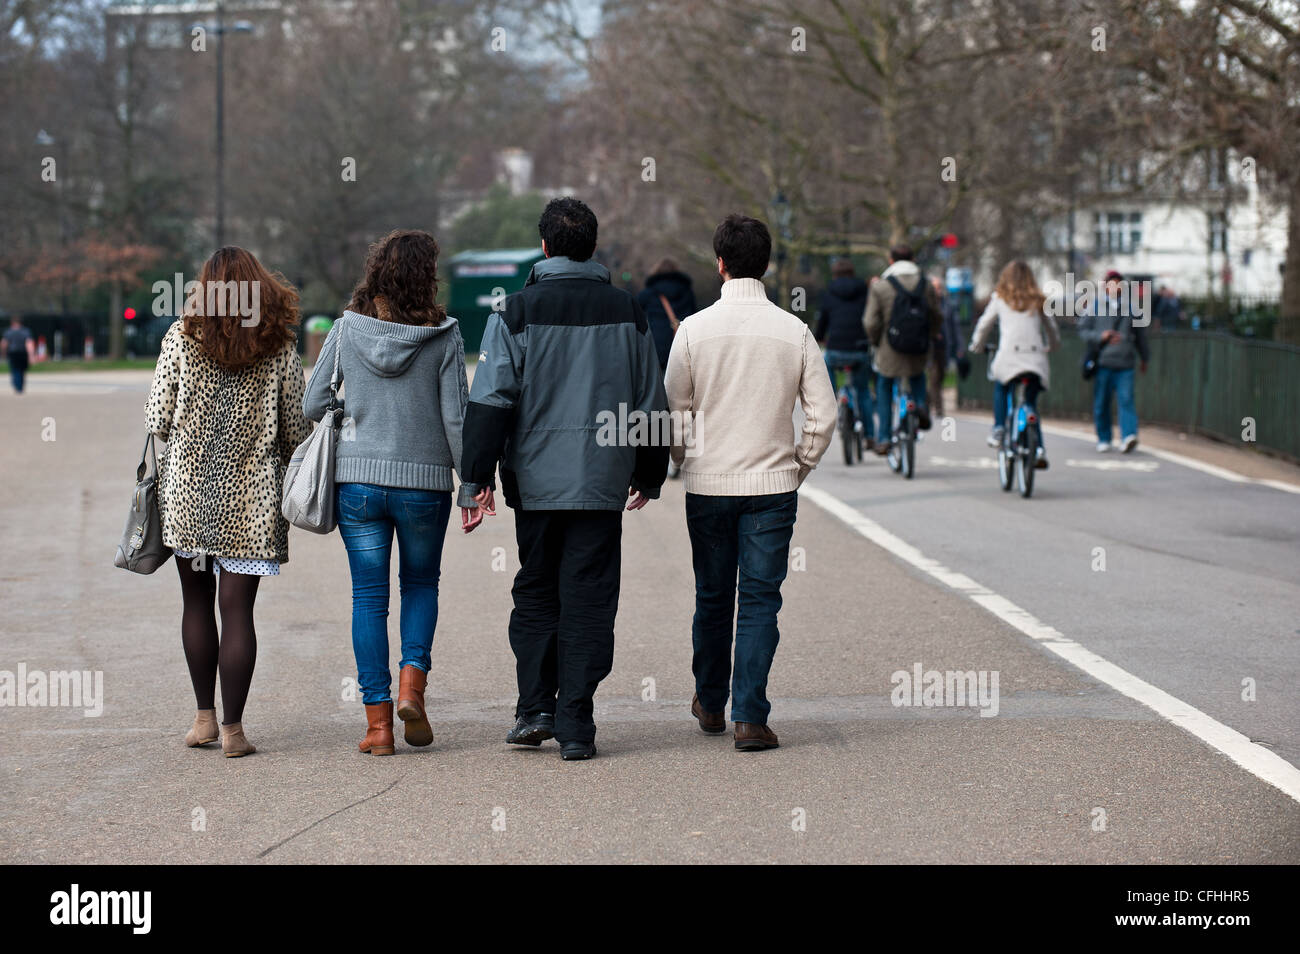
[{"left": 664, "top": 277, "right": 837, "bottom": 495}]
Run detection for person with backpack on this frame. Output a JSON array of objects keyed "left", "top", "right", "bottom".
[{"left": 863, "top": 244, "right": 942, "bottom": 455}]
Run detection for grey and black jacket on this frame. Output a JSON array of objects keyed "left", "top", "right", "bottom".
[
  {"left": 1078, "top": 298, "right": 1151, "bottom": 371},
  {"left": 462, "top": 256, "right": 669, "bottom": 511}
]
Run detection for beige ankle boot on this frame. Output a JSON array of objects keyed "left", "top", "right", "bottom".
[
  {"left": 185, "top": 709, "right": 219, "bottom": 747},
  {"left": 221, "top": 722, "right": 256, "bottom": 758}
]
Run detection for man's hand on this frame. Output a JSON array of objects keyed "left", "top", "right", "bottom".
[
  {"left": 626, "top": 488, "right": 650, "bottom": 511},
  {"left": 475, "top": 486, "right": 496, "bottom": 514},
  {"left": 1101, "top": 330, "right": 1121, "bottom": 345}
]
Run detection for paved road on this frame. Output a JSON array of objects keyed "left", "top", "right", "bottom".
[{"left": 1, "top": 372, "right": 1297, "bottom": 863}]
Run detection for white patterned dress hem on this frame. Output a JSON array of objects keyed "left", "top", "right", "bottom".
[{"left": 173, "top": 550, "right": 280, "bottom": 576}]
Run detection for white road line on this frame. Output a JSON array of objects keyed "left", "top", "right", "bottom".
[
  {"left": 1039, "top": 420, "right": 1300, "bottom": 494},
  {"left": 799, "top": 482, "right": 1300, "bottom": 806}
]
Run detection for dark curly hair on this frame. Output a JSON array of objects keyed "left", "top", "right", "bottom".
[
  {"left": 181, "top": 246, "right": 299, "bottom": 372},
  {"left": 538, "top": 197, "right": 598, "bottom": 261},
  {"left": 347, "top": 229, "right": 447, "bottom": 326}
]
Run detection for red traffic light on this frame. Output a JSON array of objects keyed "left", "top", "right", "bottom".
[
  {"left": 940, "top": 233, "right": 959, "bottom": 249},
  {"left": 124, "top": 307, "right": 137, "bottom": 321}
]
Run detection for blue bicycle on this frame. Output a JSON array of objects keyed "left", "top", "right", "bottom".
[
  {"left": 885, "top": 377, "right": 919, "bottom": 479},
  {"left": 997, "top": 373, "right": 1041, "bottom": 498},
  {"left": 832, "top": 362, "right": 868, "bottom": 466}
]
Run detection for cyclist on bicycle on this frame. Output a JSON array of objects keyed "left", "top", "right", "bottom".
[
  {"left": 969, "top": 261, "right": 1061, "bottom": 469},
  {"left": 815, "top": 258, "right": 873, "bottom": 447},
  {"left": 863, "top": 244, "right": 942, "bottom": 455}
]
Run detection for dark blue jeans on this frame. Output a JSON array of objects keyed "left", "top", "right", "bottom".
[
  {"left": 7, "top": 350, "right": 28, "bottom": 393},
  {"left": 336, "top": 483, "right": 452, "bottom": 705},
  {"left": 875, "top": 372, "right": 927, "bottom": 442},
  {"left": 824, "top": 349, "right": 873, "bottom": 428},
  {"left": 685, "top": 491, "right": 797, "bottom": 725},
  {"left": 1093, "top": 366, "right": 1138, "bottom": 444}
]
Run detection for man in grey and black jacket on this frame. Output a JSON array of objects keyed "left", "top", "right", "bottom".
[
  {"left": 1078, "top": 269, "right": 1151, "bottom": 453},
  {"left": 462, "top": 196, "right": 669, "bottom": 760}
]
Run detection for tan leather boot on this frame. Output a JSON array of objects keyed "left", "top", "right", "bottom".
[
  {"left": 185, "top": 709, "right": 219, "bottom": 747},
  {"left": 396, "top": 666, "right": 433, "bottom": 747},
  {"left": 220, "top": 722, "right": 256, "bottom": 758},
  {"left": 359, "top": 702, "right": 395, "bottom": 756}
]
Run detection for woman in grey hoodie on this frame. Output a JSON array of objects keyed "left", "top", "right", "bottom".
[{"left": 304, "top": 230, "right": 482, "bottom": 756}]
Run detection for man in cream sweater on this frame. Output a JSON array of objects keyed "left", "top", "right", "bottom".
[{"left": 664, "top": 214, "right": 837, "bottom": 751}]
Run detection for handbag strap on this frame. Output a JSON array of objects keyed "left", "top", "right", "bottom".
[
  {"left": 137, "top": 433, "right": 158, "bottom": 482},
  {"left": 658, "top": 293, "right": 679, "bottom": 333},
  {"left": 327, "top": 320, "right": 343, "bottom": 410}
]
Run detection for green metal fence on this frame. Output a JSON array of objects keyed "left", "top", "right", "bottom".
[{"left": 957, "top": 331, "right": 1300, "bottom": 461}]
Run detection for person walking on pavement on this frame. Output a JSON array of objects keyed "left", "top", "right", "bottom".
[
  {"left": 1079, "top": 269, "right": 1150, "bottom": 453},
  {"left": 664, "top": 214, "right": 837, "bottom": 751},
  {"left": 4, "top": 317, "right": 34, "bottom": 394},
  {"left": 637, "top": 257, "right": 697, "bottom": 478},
  {"left": 863, "top": 244, "right": 942, "bottom": 454},
  {"left": 815, "top": 258, "right": 874, "bottom": 449},
  {"left": 461, "top": 197, "right": 669, "bottom": 761},
  {"left": 927, "top": 275, "right": 949, "bottom": 420},
  {"left": 145, "top": 247, "right": 312, "bottom": 758},
  {"left": 636, "top": 257, "right": 697, "bottom": 372},
  {"left": 303, "top": 230, "right": 484, "bottom": 757}
]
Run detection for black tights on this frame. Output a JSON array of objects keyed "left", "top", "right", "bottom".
[{"left": 176, "top": 555, "right": 260, "bottom": 725}]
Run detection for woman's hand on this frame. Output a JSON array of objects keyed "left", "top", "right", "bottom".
[{"left": 461, "top": 487, "right": 497, "bottom": 533}]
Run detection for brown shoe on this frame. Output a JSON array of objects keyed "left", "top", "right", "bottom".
[
  {"left": 396, "top": 665, "right": 433, "bottom": 747},
  {"left": 691, "top": 693, "right": 725, "bottom": 734},
  {"left": 185, "top": 708, "right": 219, "bottom": 747},
  {"left": 359, "top": 702, "right": 394, "bottom": 756},
  {"left": 220, "top": 722, "right": 256, "bottom": 758},
  {"left": 734, "top": 721, "right": 779, "bottom": 751}
]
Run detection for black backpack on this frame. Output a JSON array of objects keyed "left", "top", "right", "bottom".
[{"left": 885, "top": 275, "right": 932, "bottom": 355}]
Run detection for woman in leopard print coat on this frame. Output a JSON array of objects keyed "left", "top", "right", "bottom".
[{"left": 145, "top": 246, "right": 311, "bottom": 758}]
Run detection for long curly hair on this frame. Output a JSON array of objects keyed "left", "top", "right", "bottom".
[
  {"left": 181, "top": 246, "right": 300, "bottom": 371},
  {"left": 994, "top": 260, "right": 1046, "bottom": 313},
  {"left": 347, "top": 229, "right": 447, "bottom": 326}
]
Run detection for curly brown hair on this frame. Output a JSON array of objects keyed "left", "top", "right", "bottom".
[
  {"left": 347, "top": 229, "right": 447, "bottom": 326},
  {"left": 181, "top": 246, "right": 300, "bottom": 372},
  {"left": 994, "top": 260, "right": 1046, "bottom": 313}
]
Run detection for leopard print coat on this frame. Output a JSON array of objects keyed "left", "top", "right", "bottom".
[{"left": 145, "top": 322, "right": 312, "bottom": 562}]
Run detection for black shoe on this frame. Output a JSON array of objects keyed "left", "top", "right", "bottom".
[
  {"left": 506, "top": 713, "right": 554, "bottom": 746},
  {"left": 560, "top": 741, "right": 597, "bottom": 761}
]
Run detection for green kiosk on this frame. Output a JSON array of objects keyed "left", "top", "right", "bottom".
[{"left": 446, "top": 248, "right": 545, "bottom": 352}]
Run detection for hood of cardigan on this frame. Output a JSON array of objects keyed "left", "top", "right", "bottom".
[{"left": 339, "top": 310, "right": 459, "bottom": 378}]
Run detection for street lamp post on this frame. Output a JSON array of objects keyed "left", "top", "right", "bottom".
[
  {"left": 192, "top": 4, "right": 253, "bottom": 249},
  {"left": 35, "top": 130, "right": 69, "bottom": 324}
]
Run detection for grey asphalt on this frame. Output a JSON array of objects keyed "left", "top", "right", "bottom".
[{"left": 0, "top": 371, "right": 1297, "bottom": 863}]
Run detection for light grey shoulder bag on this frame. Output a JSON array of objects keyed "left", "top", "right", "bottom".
[
  {"left": 114, "top": 433, "right": 173, "bottom": 573},
  {"left": 281, "top": 325, "right": 342, "bottom": 533}
]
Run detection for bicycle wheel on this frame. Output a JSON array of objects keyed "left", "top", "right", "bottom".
[
  {"left": 854, "top": 417, "right": 865, "bottom": 462},
  {"left": 901, "top": 414, "right": 916, "bottom": 479},
  {"left": 1017, "top": 423, "right": 1038, "bottom": 498},
  {"left": 997, "top": 413, "right": 1014, "bottom": 492},
  {"left": 839, "top": 402, "right": 854, "bottom": 466}
]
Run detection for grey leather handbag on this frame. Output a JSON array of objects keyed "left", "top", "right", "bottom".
[
  {"left": 114, "top": 433, "right": 173, "bottom": 574},
  {"left": 282, "top": 329, "right": 341, "bottom": 533}
]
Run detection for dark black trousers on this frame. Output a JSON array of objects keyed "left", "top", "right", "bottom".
[{"left": 509, "top": 509, "right": 622, "bottom": 744}]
